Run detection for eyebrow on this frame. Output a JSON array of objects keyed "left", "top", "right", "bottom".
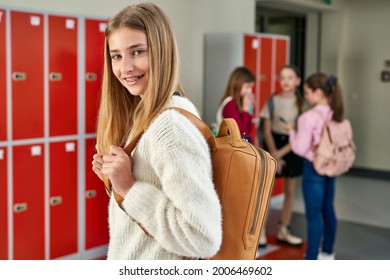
[{"left": 109, "top": 43, "right": 148, "bottom": 53}]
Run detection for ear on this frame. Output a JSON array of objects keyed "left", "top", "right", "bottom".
[{"left": 314, "top": 88, "right": 323, "bottom": 96}]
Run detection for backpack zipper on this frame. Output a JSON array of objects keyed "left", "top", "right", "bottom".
[{"left": 249, "top": 145, "right": 267, "bottom": 235}]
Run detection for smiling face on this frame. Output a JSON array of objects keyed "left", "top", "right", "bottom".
[{"left": 108, "top": 27, "right": 150, "bottom": 97}]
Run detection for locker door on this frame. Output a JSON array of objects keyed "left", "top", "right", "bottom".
[
  {"left": 243, "top": 35, "right": 260, "bottom": 142},
  {"left": 259, "top": 36, "right": 274, "bottom": 111},
  {"left": 49, "top": 141, "right": 78, "bottom": 259},
  {"left": 272, "top": 37, "right": 289, "bottom": 198},
  {"left": 49, "top": 16, "right": 78, "bottom": 136},
  {"left": 11, "top": 12, "right": 44, "bottom": 140},
  {"left": 274, "top": 38, "right": 289, "bottom": 94},
  {"left": 85, "top": 19, "right": 106, "bottom": 134},
  {"left": 0, "top": 10, "right": 6, "bottom": 141},
  {"left": 85, "top": 138, "right": 109, "bottom": 249},
  {"left": 0, "top": 147, "right": 8, "bottom": 259},
  {"left": 13, "top": 144, "right": 45, "bottom": 259}
]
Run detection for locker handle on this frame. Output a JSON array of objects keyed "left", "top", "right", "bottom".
[
  {"left": 13, "top": 203, "right": 28, "bottom": 213},
  {"left": 12, "top": 72, "right": 26, "bottom": 81},
  {"left": 49, "top": 196, "right": 63, "bottom": 206},
  {"left": 259, "top": 74, "right": 267, "bottom": 81},
  {"left": 49, "top": 72, "right": 62, "bottom": 81},
  {"left": 85, "top": 72, "right": 97, "bottom": 81},
  {"left": 85, "top": 190, "right": 97, "bottom": 199}
]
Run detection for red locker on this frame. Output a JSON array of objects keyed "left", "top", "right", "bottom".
[
  {"left": 49, "top": 141, "right": 78, "bottom": 259},
  {"left": 85, "top": 19, "right": 106, "bottom": 134},
  {"left": 11, "top": 12, "right": 44, "bottom": 140},
  {"left": 85, "top": 138, "right": 109, "bottom": 249},
  {"left": 49, "top": 16, "right": 78, "bottom": 136},
  {"left": 13, "top": 144, "right": 45, "bottom": 259},
  {"left": 259, "top": 37, "right": 273, "bottom": 114},
  {"left": 0, "top": 10, "right": 6, "bottom": 141},
  {"left": 243, "top": 35, "right": 261, "bottom": 142},
  {"left": 274, "top": 38, "right": 289, "bottom": 94},
  {"left": 0, "top": 147, "right": 8, "bottom": 259}
]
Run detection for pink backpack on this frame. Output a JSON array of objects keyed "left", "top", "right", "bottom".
[{"left": 313, "top": 111, "right": 356, "bottom": 176}]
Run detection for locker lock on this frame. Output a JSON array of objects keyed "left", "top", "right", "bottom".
[
  {"left": 85, "top": 190, "right": 97, "bottom": 199},
  {"left": 13, "top": 203, "right": 28, "bottom": 213},
  {"left": 49, "top": 72, "right": 62, "bottom": 81},
  {"left": 85, "top": 73, "right": 97, "bottom": 81},
  {"left": 49, "top": 196, "right": 63, "bottom": 206},
  {"left": 12, "top": 72, "right": 26, "bottom": 81}
]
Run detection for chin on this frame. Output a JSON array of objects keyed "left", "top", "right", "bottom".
[{"left": 127, "top": 86, "right": 145, "bottom": 97}]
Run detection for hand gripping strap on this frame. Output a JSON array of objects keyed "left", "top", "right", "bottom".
[{"left": 102, "top": 107, "right": 216, "bottom": 206}]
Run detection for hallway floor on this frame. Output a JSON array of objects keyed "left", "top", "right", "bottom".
[{"left": 256, "top": 174, "right": 390, "bottom": 260}]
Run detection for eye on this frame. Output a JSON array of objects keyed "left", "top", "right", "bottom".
[
  {"left": 111, "top": 54, "right": 122, "bottom": 60},
  {"left": 133, "top": 49, "right": 145, "bottom": 56}
]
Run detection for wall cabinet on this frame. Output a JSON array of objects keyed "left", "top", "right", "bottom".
[
  {"left": 0, "top": 9, "right": 6, "bottom": 141},
  {"left": 0, "top": 147, "right": 8, "bottom": 259},
  {"left": 1, "top": 8, "right": 108, "bottom": 260},
  {"left": 49, "top": 141, "right": 78, "bottom": 259},
  {"left": 13, "top": 144, "right": 45, "bottom": 260},
  {"left": 48, "top": 15, "right": 78, "bottom": 136},
  {"left": 85, "top": 19, "right": 105, "bottom": 134},
  {"left": 11, "top": 11, "right": 44, "bottom": 140}
]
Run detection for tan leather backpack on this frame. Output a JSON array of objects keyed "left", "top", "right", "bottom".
[{"left": 103, "top": 107, "right": 277, "bottom": 260}]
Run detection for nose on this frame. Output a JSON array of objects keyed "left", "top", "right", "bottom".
[{"left": 120, "top": 55, "right": 134, "bottom": 74}]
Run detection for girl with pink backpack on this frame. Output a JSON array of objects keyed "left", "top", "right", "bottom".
[{"left": 284, "top": 73, "right": 353, "bottom": 260}]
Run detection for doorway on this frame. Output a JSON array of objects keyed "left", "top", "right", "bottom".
[{"left": 256, "top": 5, "right": 307, "bottom": 84}]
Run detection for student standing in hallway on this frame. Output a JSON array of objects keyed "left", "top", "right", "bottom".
[
  {"left": 259, "top": 65, "right": 304, "bottom": 247},
  {"left": 91, "top": 3, "right": 222, "bottom": 260},
  {"left": 285, "top": 73, "right": 343, "bottom": 260},
  {"left": 216, "top": 66, "right": 255, "bottom": 142}
]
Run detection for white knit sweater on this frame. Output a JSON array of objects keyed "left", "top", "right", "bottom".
[{"left": 107, "top": 96, "right": 222, "bottom": 260}]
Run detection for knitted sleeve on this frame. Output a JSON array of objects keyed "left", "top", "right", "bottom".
[{"left": 121, "top": 110, "right": 222, "bottom": 259}]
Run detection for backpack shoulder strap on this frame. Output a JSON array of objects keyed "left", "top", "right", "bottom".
[{"left": 267, "top": 95, "right": 275, "bottom": 120}]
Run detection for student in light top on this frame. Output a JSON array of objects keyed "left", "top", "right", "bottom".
[
  {"left": 91, "top": 2, "right": 222, "bottom": 260},
  {"left": 285, "top": 73, "right": 344, "bottom": 260},
  {"left": 259, "top": 65, "right": 304, "bottom": 247}
]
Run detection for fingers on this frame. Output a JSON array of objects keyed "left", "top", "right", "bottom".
[
  {"left": 91, "top": 145, "right": 127, "bottom": 181},
  {"left": 109, "top": 145, "right": 124, "bottom": 156},
  {"left": 92, "top": 154, "right": 104, "bottom": 180}
]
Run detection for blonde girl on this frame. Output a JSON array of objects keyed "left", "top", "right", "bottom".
[
  {"left": 260, "top": 65, "right": 304, "bottom": 247},
  {"left": 91, "top": 3, "right": 222, "bottom": 260}
]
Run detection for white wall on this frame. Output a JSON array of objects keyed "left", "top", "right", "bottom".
[
  {"left": 275, "top": 0, "right": 390, "bottom": 172},
  {"left": 1, "top": 0, "right": 390, "bottom": 172},
  {"left": 337, "top": 0, "right": 390, "bottom": 171},
  {"left": 0, "top": 0, "right": 256, "bottom": 114}
]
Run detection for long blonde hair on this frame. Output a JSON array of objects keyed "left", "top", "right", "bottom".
[{"left": 96, "top": 2, "right": 183, "bottom": 154}]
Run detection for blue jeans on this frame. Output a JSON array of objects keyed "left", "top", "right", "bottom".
[{"left": 302, "top": 159, "right": 337, "bottom": 260}]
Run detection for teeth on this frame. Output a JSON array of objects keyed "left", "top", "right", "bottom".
[{"left": 126, "top": 75, "right": 142, "bottom": 82}]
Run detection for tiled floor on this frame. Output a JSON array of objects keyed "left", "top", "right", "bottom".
[{"left": 257, "top": 174, "right": 390, "bottom": 260}]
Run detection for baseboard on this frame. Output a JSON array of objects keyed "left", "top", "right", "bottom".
[{"left": 346, "top": 167, "right": 390, "bottom": 180}]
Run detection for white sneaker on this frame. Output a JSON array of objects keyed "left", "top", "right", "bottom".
[
  {"left": 317, "top": 252, "right": 336, "bottom": 260},
  {"left": 258, "top": 230, "right": 267, "bottom": 248}
]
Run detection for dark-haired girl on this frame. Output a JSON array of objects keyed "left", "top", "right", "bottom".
[{"left": 285, "top": 73, "right": 345, "bottom": 260}]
